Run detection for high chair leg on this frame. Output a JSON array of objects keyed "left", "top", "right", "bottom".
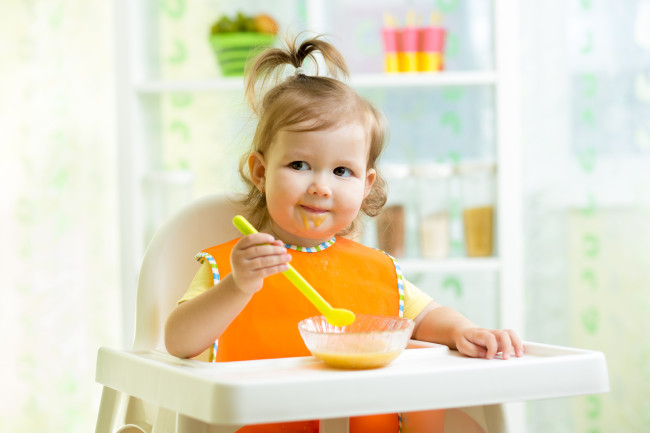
[
  {"left": 319, "top": 417, "right": 349, "bottom": 433},
  {"left": 150, "top": 408, "right": 176, "bottom": 433},
  {"left": 124, "top": 395, "right": 153, "bottom": 432},
  {"left": 176, "top": 414, "right": 242, "bottom": 433},
  {"left": 481, "top": 404, "right": 508, "bottom": 433},
  {"left": 443, "top": 405, "right": 508, "bottom": 433},
  {"left": 96, "top": 386, "right": 121, "bottom": 433},
  {"left": 116, "top": 424, "right": 152, "bottom": 433},
  {"left": 97, "top": 386, "right": 157, "bottom": 433}
]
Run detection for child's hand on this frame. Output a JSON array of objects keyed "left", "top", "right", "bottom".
[
  {"left": 230, "top": 233, "right": 292, "bottom": 295},
  {"left": 454, "top": 327, "right": 524, "bottom": 360}
]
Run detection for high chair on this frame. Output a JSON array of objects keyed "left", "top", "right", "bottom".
[{"left": 95, "top": 193, "right": 609, "bottom": 433}]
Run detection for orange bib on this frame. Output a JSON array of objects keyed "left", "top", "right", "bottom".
[{"left": 200, "top": 236, "right": 401, "bottom": 433}]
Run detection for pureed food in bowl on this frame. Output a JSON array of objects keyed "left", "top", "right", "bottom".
[{"left": 298, "top": 314, "right": 415, "bottom": 369}]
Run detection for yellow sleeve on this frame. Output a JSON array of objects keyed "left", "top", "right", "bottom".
[
  {"left": 178, "top": 261, "right": 215, "bottom": 304},
  {"left": 403, "top": 280, "right": 434, "bottom": 320}
]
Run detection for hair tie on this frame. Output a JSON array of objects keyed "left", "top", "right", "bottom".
[{"left": 295, "top": 66, "right": 305, "bottom": 76}]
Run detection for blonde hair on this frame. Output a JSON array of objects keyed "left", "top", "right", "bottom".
[{"left": 238, "top": 34, "right": 388, "bottom": 234}]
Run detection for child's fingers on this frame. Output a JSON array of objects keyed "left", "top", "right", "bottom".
[
  {"left": 233, "top": 234, "right": 287, "bottom": 263},
  {"left": 231, "top": 234, "right": 290, "bottom": 287},
  {"left": 462, "top": 330, "right": 498, "bottom": 359},
  {"left": 230, "top": 249, "right": 291, "bottom": 294},
  {"left": 240, "top": 243, "right": 288, "bottom": 262},
  {"left": 251, "top": 262, "right": 291, "bottom": 279},
  {"left": 493, "top": 330, "right": 514, "bottom": 360},
  {"left": 477, "top": 329, "right": 524, "bottom": 360},
  {"left": 482, "top": 332, "right": 499, "bottom": 359},
  {"left": 458, "top": 328, "right": 524, "bottom": 360},
  {"left": 247, "top": 251, "right": 292, "bottom": 272},
  {"left": 506, "top": 329, "right": 525, "bottom": 357},
  {"left": 456, "top": 338, "right": 487, "bottom": 358},
  {"left": 236, "top": 232, "right": 279, "bottom": 248}
]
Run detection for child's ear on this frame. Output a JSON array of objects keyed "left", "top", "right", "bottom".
[
  {"left": 363, "top": 168, "right": 376, "bottom": 198},
  {"left": 248, "top": 151, "right": 267, "bottom": 193}
]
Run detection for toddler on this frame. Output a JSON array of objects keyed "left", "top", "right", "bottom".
[{"left": 165, "top": 34, "right": 523, "bottom": 433}]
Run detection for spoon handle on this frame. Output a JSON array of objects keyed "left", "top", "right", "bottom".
[
  {"left": 232, "top": 215, "right": 259, "bottom": 236},
  {"left": 282, "top": 265, "right": 332, "bottom": 314}
]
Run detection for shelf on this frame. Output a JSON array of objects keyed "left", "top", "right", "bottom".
[
  {"left": 135, "top": 78, "right": 244, "bottom": 93},
  {"left": 351, "top": 71, "right": 497, "bottom": 88},
  {"left": 399, "top": 257, "right": 500, "bottom": 274},
  {"left": 133, "top": 71, "right": 498, "bottom": 94}
]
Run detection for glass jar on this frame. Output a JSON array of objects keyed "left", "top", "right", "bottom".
[
  {"left": 376, "top": 163, "right": 414, "bottom": 258},
  {"left": 412, "top": 163, "right": 453, "bottom": 259},
  {"left": 458, "top": 161, "right": 496, "bottom": 257}
]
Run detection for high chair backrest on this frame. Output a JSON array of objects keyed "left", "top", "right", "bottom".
[{"left": 132, "top": 193, "right": 245, "bottom": 351}]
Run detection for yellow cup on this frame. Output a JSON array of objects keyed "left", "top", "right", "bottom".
[
  {"left": 398, "top": 52, "right": 418, "bottom": 73},
  {"left": 417, "top": 52, "right": 443, "bottom": 72},
  {"left": 384, "top": 53, "right": 399, "bottom": 73}
]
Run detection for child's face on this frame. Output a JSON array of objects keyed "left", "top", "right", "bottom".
[{"left": 249, "top": 122, "right": 376, "bottom": 246}]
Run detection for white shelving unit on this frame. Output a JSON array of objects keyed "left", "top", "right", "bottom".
[
  {"left": 134, "top": 71, "right": 498, "bottom": 93},
  {"left": 114, "top": 0, "right": 522, "bottom": 360}
]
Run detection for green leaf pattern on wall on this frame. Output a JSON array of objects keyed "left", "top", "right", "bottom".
[
  {"left": 573, "top": 2, "right": 602, "bottom": 431},
  {"left": 579, "top": 306, "right": 598, "bottom": 334},
  {"left": 580, "top": 31, "right": 593, "bottom": 54},
  {"left": 442, "top": 276, "right": 463, "bottom": 297},
  {"left": 160, "top": 2, "right": 194, "bottom": 173},
  {"left": 167, "top": 40, "right": 188, "bottom": 64},
  {"left": 580, "top": 192, "right": 596, "bottom": 216},
  {"left": 581, "top": 269, "right": 597, "bottom": 291},
  {"left": 582, "top": 233, "right": 599, "bottom": 258},
  {"left": 436, "top": 0, "right": 459, "bottom": 14},
  {"left": 161, "top": 0, "right": 186, "bottom": 19},
  {"left": 440, "top": 111, "right": 462, "bottom": 135}
]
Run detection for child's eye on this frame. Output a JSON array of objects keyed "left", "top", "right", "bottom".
[
  {"left": 290, "top": 161, "right": 309, "bottom": 170},
  {"left": 333, "top": 167, "right": 352, "bottom": 177}
]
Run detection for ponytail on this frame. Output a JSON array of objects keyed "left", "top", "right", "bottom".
[{"left": 244, "top": 34, "right": 349, "bottom": 115}]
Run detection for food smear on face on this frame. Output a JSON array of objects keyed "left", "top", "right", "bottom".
[
  {"left": 312, "top": 212, "right": 327, "bottom": 227},
  {"left": 312, "top": 350, "right": 402, "bottom": 369},
  {"left": 300, "top": 208, "right": 328, "bottom": 230}
]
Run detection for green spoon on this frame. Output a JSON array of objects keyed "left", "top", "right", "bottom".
[{"left": 233, "top": 215, "right": 356, "bottom": 326}]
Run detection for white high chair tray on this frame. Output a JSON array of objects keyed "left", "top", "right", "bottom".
[{"left": 95, "top": 341, "right": 608, "bottom": 426}]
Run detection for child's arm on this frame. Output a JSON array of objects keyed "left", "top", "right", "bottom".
[
  {"left": 412, "top": 301, "right": 524, "bottom": 359},
  {"left": 164, "top": 233, "right": 291, "bottom": 358}
]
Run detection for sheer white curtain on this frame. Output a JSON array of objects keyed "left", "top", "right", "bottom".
[
  {"left": 520, "top": 0, "right": 650, "bottom": 431},
  {"left": 0, "top": 2, "right": 119, "bottom": 432}
]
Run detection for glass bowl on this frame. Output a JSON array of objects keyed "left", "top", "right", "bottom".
[{"left": 298, "top": 314, "right": 415, "bottom": 369}]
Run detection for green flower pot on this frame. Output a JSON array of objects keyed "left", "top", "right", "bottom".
[{"left": 210, "top": 32, "right": 275, "bottom": 76}]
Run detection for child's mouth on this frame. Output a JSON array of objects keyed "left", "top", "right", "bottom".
[{"left": 299, "top": 206, "right": 329, "bottom": 230}]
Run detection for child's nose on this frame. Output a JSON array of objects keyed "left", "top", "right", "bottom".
[{"left": 307, "top": 179, "right": 332, "bottom": 197}]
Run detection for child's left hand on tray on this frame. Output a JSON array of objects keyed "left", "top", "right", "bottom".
[{"left": 453, "top": 327, "right": 524, "bottom": 360}]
